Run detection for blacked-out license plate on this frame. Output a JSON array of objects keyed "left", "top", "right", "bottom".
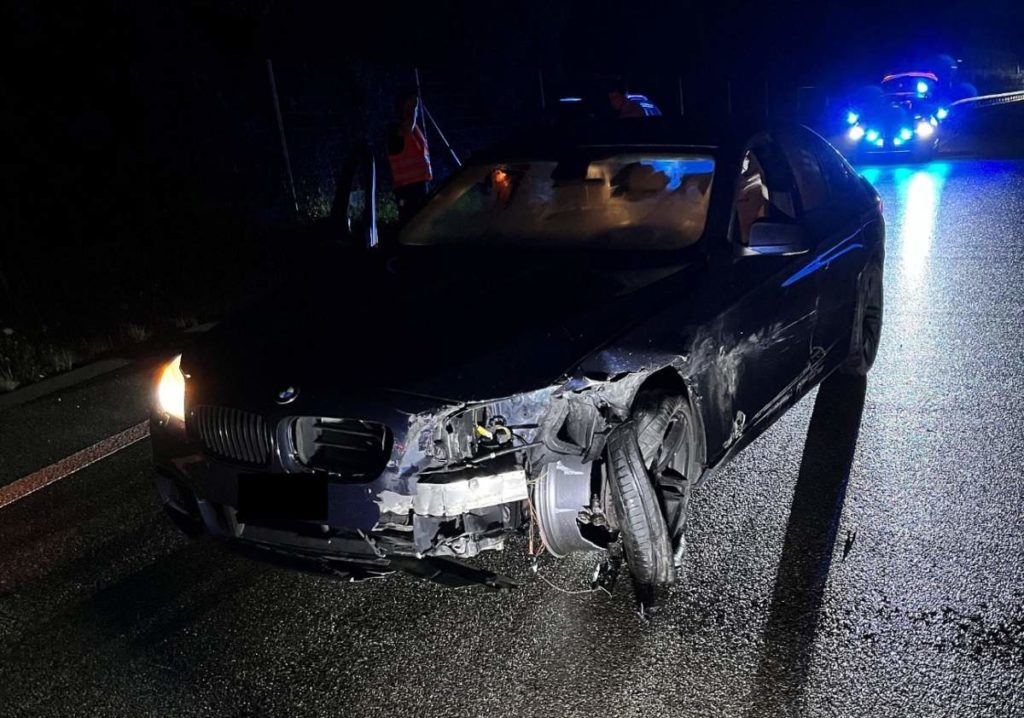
[{"left": 237, "top": 474, "right": 327, "bottom": 522}]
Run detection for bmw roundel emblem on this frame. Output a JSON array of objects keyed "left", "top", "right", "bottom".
[{"left": 276, "top": 386, "right": 299, "bottom": 404}]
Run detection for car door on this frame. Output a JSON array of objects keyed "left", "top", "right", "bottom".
[
  {"left": 777, "top": 128, "right": 867, "bottom": 363},
  {"left": 721, "top": 138, "right": 818, "bottom": 439}
]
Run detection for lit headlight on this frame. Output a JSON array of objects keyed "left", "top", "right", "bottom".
[
  {"left": 865, "top": 129, "right": 880, "bottom": 142},
  {"left": 848, "top": 125, "right": 865, "bottom": 141},
  {"left": 936, "top": 107, "right": 949, "bottom": 120},
  {"left": 157, "top": 354, "right": 186, "bottom": 422},
  {"left": 846, "top": 111, "right": 860, "bottom": 125},
  {"left": 916, "top": 120, "right": 935, "bottom": 138},
  {"left": 899, "top": 127, "right": 913, "bottom": 141}
]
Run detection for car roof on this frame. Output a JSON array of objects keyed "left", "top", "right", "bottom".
[{"left": 882, "top": 71, "right": 939, "bottom": 82}]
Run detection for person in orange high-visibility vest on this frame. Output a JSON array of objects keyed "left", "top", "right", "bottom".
[{"left": 387, "top": 96, "right": 433, "bottom": 222}]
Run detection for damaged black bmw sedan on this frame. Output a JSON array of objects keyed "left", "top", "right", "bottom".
[{"left": 151, "top": 119, "right": 884, "bottom": 602}]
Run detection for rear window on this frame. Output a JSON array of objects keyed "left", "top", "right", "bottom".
[
  {"left": 883, "top": 76, "right": 933, "bottom": 95},
  {"left": 400, "top": 154, "right": 715, "bottom": 250}
]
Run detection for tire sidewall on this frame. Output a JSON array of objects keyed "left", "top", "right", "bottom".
[
  {"left": 844, "top": 259, "right": 884, "bottom": 375},
  {"left": 604, "top": 421, "right": 675, "bottom": 589}
]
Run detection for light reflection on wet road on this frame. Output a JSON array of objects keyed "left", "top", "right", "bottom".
[{"left": 0, "top": 159, "right": 1022, "bottom": 718}]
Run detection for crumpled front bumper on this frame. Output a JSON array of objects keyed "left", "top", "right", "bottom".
[
  {"left": 151, "top": 360, "right": 673, "bottom": 580},
  {"left": 149, "top": 385, "right": 556, "bottom": 568}
]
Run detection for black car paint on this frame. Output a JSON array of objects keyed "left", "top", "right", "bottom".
[{"left": 151, "top": 121, "right": 884, "bottom": 584}]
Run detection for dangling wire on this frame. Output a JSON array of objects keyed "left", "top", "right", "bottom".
[
  {"left": 525, "top": 484, "right": 543, "bottom": 557},
  {"left": 524, "top": 467, "right": 613, "bottom": 597}
]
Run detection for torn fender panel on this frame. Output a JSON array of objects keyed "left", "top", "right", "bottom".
[
  {"left": 358, "top": 372, "right": 671, "bottom": 551},
  {"left": 352, "top": 345, "right": 721, "bottom": 552}
]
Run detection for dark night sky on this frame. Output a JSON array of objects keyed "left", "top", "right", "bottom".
[
  {"left": 8, "top": 1, "right": 1023, "bottom": 149},
  {"left": 244, "top": 0, "right": 1024, "bottom": 77},
  {"left": 2, "top": 0, "right": 1022, "bottom": 338},
  {"left": 3, "top": 0, "right": 1023, "bottom": 253}
]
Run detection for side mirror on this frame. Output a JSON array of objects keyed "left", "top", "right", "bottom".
[{"left": 741, "top": 220, "right": 809, "bottom": 256}]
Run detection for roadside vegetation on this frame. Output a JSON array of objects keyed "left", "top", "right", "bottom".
[
  {"left": 1, "top": 227, "right": 271, "bottom": 392},
  {"left": 0, "top": 185, "right": 401, "bottom": 393}
]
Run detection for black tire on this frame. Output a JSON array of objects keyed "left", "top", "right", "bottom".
[
  {"left": 630, "top": 387, "right": 698, "bottom": 558},
  {"left": 633, "top": 392, "right": 686, "bottom": 468},
  {"left": 605, "top": 421, "right": 674, "bottom": 593},
  {"left": 842, "top": 259, "right": 884, "bottom": 376}
]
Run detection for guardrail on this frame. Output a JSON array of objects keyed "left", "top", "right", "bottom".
[{"left": 951, "top": 90, "right": 1024, "bottom": 109}]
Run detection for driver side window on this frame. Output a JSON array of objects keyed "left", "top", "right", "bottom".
[
  {"left": 732, "top": 144, "right": 797, "bottom": 246},
  {"left": 735, "top": 151, "right": 768, "bottom": 246}
]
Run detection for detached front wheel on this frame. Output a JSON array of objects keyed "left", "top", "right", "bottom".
[{"left": 604, "top": 421, "right": 675, "bottom": 604}]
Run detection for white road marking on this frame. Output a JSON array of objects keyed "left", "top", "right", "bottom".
[{"left": 0, "top": 421, "right": 150, "bottom": 509}]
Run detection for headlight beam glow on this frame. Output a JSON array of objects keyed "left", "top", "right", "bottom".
[{"left": 157, "top": 355, "right": 186, "bottom": 422}]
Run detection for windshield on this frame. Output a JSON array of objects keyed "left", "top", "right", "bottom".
[
  {"left": 882, "top": 76, "right": 933, "bottom": 95},
  {"left": 400, "top": 153, "right": 715, "bottom": 250}
]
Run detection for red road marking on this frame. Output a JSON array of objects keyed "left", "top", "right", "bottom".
[{"left": 0, "top": 420, "right": 150, "bottom": 509}]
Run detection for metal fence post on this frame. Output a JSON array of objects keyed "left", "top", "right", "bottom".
[{"left": 266, "top": 59, "right": 299, "bottom": 215}]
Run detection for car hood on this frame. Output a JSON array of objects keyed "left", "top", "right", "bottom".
[
  {"left": 861, "top": 102, "right": 915, "bottom": 131},
  {"left": 187, "top": 247, "right": 701, "bottom": 404}
]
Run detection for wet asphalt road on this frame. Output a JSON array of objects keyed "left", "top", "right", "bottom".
[{"left": 2, "top": 158, "right": 1023, "bottom": 717}]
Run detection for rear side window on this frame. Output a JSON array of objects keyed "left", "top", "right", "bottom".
[
  {"left": 805, "top": 130, "right": 858, "bottom": 194},
  {"left": 780, "top": 139, "right": 829, "bottom": 213}
]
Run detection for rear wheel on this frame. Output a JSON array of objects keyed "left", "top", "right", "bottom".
[{"left": 842, "top": 259, "right": 884, "bottom": 376}]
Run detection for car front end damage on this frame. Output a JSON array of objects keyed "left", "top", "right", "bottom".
[{"left": 152, "top": 358, "right": 694, "bottom": 588}]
